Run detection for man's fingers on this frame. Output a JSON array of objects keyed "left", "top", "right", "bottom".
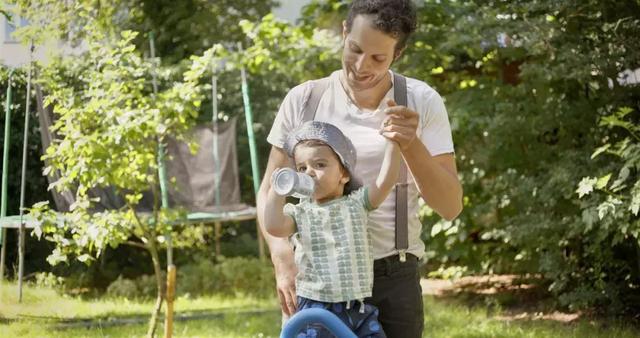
[
  {"left": 382, "top": 125, "right": 417, "bottom": 144},
  {"left": 386, "top": 98, "right": 397, "bottom": 107},
  {"left": 277, "top": 285, "right": 297, "bottom": 316},
  {"left": 385, "top": 105, "right": 418, "bottom": 118},
  {"left": 290, "top": 289, "right": 298, "bottom": 311},
  {"left": 382, "top": 128, "right": 413, "bottom": 139},
  {"left": 382, "top": 122, "right": 418, "bottom": 135},
  {"left": 381, "top": 129, "right": 409, "bottom": 139},
  {"left": 381, "top": 114, "right": 417, "bottom": 132},
  {"left": 284, "top": 289, "right": 297, "bottom": 314},
  {"left": 277, "top": 290, "right": 291, "bottom": 316},
  {"left": 382, "top": 132, "right": 416, "bottom": 148},
  {"left": 384, "top": 116, "right": 417, "bottom": 127}
]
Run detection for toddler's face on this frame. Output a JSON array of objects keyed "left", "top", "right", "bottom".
[{"left": 294, "top": 144, "right": 350, "bottom": 203}]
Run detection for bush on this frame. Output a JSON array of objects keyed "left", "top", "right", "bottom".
[
  {"left": 34, "top": 272, "right": 65, "bottom": 289},
  {"left": 106, "top": 274, "right": 157, "bottom": 300},
  {"left": 177, "top": 256, "right": 275, "bottom": 298},
  {"left": 404, "top": 0, "right": 640, "bottom": 315},
  {"left": 104, "top": 256, "right": 275, "bottom": 300},
  {"left": 106, "top": 275, "right": 141, "bottom": 299}
]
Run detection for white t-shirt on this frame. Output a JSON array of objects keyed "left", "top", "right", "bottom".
[{"left": 267, "top": 70, "right": 454, "bottom": 259}]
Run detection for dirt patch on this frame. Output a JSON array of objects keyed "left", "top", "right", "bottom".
[
  {"left": 422, "top": 275, "right": 539, "bottom": 296},
  {"left": 421, "top": 275, "right": 581, "bottom": 323},
  {"left": 494, "top": 310, "right": 581, "bottom": 322}
]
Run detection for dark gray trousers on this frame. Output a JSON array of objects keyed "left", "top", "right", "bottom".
[{"left": 365, "top": 254, "right": 424, "bottom": 338}]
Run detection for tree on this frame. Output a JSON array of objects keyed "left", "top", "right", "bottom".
[
  {"left": 9, "top": 0, "right": 277, "bottom": 64},
  {"left": 30, "top": 26, "right": 214, "bottom": 336},
  {"left": 265, "top": 0, "right": 640, "bottom": 313},
  {"left": 3, "top": 0, "right": 281, "bottom": 300},
  {"left": 404, "top": 0, "right": 640, "bottom": 313}
]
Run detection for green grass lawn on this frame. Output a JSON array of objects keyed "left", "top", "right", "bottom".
[{"left": 1, "top": 281, "right": 638, "bottom": 337}]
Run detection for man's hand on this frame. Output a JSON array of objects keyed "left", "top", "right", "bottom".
[
  {"left": 380, "top": 98, "right": 419, "bottom": 150},
  {"left": 272, "top": 246, "right": 298, "bottom": 316},
  {"left": 257, "top": 146, "right": 299, "bottom": 314}
]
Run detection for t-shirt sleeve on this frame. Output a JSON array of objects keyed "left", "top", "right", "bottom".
[
  {"left": 283, "top": 203, "right": 298, "bottom": 227},
  {"left": 350, "top": 187, "right": 374, "bottom": 211},
  {"left": 266, "top": 82, "right": 313, "bottom": 148},
  {"left": 418, "top": 88, "right": 455, "bottom": 156}
]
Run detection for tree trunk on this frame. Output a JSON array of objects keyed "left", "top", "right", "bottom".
[{"left": 146, "top": 240, "right": 165, "bottom": 338}]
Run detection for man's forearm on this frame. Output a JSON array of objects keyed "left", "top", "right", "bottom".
[{"left": 401, "top": 138, "right": 463, "bottom": 220}]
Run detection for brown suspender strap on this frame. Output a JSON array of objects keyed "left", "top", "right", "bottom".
[
  {"left": 392, "top": 72, "right": 409, "bottom": 262},
  {"left": 302, "top": 73, "right": 410, "bottom": 262}
]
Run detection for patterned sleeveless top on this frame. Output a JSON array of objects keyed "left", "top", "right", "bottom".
[{"left": 284, "top": 188, "right": 374, "bottom": 302}]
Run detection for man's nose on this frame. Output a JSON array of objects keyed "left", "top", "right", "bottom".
[{"left": 354, "top": 54, "right": 369, "bottom": 72}]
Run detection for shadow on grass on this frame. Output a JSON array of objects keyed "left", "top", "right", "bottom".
[
  {"left": 9, "top": 305, "right": 279, "bottom": 330},
  {"left": 423, "top": 274, "right": 640, "bottom": 331},
  {"left": 425, "top": 275, "right": 557, "bottom": 317}
]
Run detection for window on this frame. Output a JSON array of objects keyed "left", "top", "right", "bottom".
[{"left": 4, "top": 16, "right": 28, "bottom": 43}]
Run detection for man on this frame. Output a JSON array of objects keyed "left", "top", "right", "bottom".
[{"left": 257, "top": 1, "right": 463, "bottom": 337}]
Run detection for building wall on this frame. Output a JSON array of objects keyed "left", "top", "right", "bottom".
[
  {"left": 1, "top": 2, "right": 310, "bottom": 67},
  {"left": 0, "top": 14, "right": 61, "bottom": 67},
  {"left": 272, "top": 0, "right": 311, "bottom": 23},
  {"left": 0, "top": 12, "right": 86, "bottom": 67}
]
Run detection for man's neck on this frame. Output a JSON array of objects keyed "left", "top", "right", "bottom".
[{"left": 340, "top": 71, "right": 392, "bottom": 111}]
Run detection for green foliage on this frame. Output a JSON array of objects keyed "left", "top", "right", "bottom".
[
  {"left": 106, "top": 274, "right": 158, "bottom": 299},
  {"left": 106, "top": 275, "right": 141, "bottom": 299},
  {"left": 33, "top": 271, "right": 65, "bottom": 289},
  {"left": 177, "top": 256, "right": 275, "bottom": 298},
  {"left": 4, "top": 280, "right": 640, "bottom": 338},
  {"left": 276, "top": 0, "right": 640, "bottom": 314},
  {"left": 0, "top": 67, "right": 49, "bottom": 218},
  {"left": 221, "top": 13, "right": 342, "bottom": 203},
  {"left": 573, "top": 105, "right": 640, "bottom": 309},
  {"left": 104, "top": 256, "right": 275, "bottom": 299},
  {"left": 407, "top": 0, "right": 640, "bottom": 313},
  {"left": 8, "top": 0, "right": 640, "bottom": 317},
  {"left": 8, "top": 0, "right": 277, "bottom": 63},
  {"left": 239, "top": 13, "right": 341, "bottom": 80},
  {"left": 0, "top": 67, "right": 54, "bottom": 278},
  {"left": 0, "top": 7, "right": 10, "bottom": 21},
  {"left": 30, "top": 26, "right": 207, "bottom": 267}
]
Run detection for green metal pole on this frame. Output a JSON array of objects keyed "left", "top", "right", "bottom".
[
  {"left": 148, "top": 32, "right": 172, "bottom": 266},
  {"left": 237, "top": 43, "right": 261, "bottom": 196},
  {"left": 237, "top": 43, "right": 265, "bottom": 259},
  {"left": 18, "top": 42, "right": 35, "bottom": 302},
  {"left": 1, "top": 69, "right": 14, "bottom": 282},
  {"left": 149, "top": 32, "right": 178, "bottom": 338},
  {"left": 211, "top": 59, "right": 221, "bottom": 207}
]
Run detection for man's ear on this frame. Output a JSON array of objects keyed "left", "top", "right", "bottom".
[
  {"left": 342, "top": 20, "right": 348, "bottom": 40},
  {"left": 394, "top": 47, "right": 406, "bottom": 61}
]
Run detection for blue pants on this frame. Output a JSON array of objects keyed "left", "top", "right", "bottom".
[{"left": 295, "top": 296, "right": 387, "bottom": 338}]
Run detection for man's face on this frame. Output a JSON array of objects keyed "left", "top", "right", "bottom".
[{"left": 342, "top": 14, "right": 399, "bottom": 91}]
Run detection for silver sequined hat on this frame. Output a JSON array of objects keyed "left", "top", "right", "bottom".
[{"left": 284, "top": 121, "right": 363, "bottom": 193}]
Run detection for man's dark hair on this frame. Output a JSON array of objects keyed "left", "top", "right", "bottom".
[{"left": 345, "top": 0, "right": 417, "bottom": 53}]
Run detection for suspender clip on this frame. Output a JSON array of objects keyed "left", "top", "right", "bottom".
[{"left": 398, "top": 249, "right": 407, "bottom": 263}]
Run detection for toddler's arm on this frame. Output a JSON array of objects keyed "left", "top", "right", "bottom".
[
  {"left": 367, "top": 140, "right": 401, "bottom": 208},
  {"left": 264, "top": 169, "right": 296, "bottom": 237}
]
